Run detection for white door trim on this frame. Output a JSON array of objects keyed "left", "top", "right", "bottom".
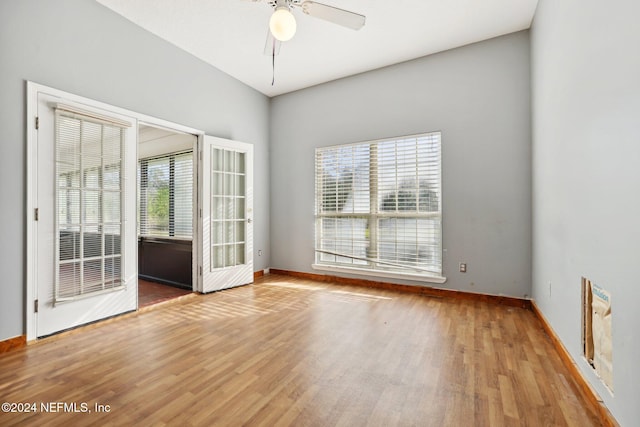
[{"left": 26, "top": 81, "right": 204, "bottom": 341}]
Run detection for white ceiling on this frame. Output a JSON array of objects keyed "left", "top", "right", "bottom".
[{"left": 96, "top": 0, "right": 539, "bottom": 97}]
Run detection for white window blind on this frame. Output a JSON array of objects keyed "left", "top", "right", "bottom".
[
  {"left": 55, "top": 109, "right": 127, "bottom": 301},
  {"left": 315, "top": 132, "right": 442, "bottom": 277},
  {"left": 139, "top": 152, "right": 193, "bottom": 239}
]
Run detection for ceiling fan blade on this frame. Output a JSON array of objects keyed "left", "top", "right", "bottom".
[
  {"left": 300, "top": 1, "right": 365, "bottom": 30},
  {"left": 263, "top": 28, "right": 282, "bottom": 56}
]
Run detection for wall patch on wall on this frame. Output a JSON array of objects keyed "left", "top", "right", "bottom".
[{"left": 581, "top": 277, "right": 613, "bottom": 392}]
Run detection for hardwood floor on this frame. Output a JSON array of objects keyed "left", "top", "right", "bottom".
[
  {"left": 138, "top": 279, "right": 193, "bottom": 308},
  {"left": 0, "top": 274, "right": 601, "bottom": 426}
]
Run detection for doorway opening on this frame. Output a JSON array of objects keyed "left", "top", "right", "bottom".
[{"left": 137, "top": 124, "right": 197, "bottom": 307}]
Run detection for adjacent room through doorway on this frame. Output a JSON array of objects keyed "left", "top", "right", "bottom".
[{"left": 137, "top": 124, "right": 197, "bottom": 307}]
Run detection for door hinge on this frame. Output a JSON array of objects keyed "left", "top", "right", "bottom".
[
  {"left": 35, "top": 117, "right": 39, "bottom": 130},
  {"left": 199, "top": 266, "right": 203, "bottom": 276},
  {"left": 34, "top": 300, "right": 39, "bottom": 313},
  {"left": 34, "top": 208, "right": 39, "bottom": 221},
  {"left": 199, "top": 208, "right": 202, "bottom": 218}
]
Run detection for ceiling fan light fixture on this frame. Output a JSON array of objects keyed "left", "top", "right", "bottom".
[{"left": 270, "top": 6, "right": 296, "bottom": 41}]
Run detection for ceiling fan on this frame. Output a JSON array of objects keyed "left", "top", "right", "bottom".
[{"left": 247, "top": 0, "right": 366, "bottom": 54}]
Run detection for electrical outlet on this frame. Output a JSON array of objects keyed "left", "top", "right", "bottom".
[{"left": 459, "top": 262, "right": 467, "bottom": 273}]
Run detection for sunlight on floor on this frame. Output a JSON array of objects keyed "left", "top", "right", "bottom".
[
  {"left": 330, "top": 290, "right": 392, "bottom": 300},
  {"left": 263, "top": 281, "right": 326, "bottom": 291}
]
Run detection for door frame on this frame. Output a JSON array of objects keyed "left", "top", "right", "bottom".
[{"left": 26, "top": 82, "right": 203, "bottom": 341}]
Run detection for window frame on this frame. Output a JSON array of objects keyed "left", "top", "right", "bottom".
[{"left": 312, "top": 132, "right": 446, "bottom": 284}]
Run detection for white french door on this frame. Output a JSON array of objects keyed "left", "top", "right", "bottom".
[
  {"left": 199, "top": 136, "right": 254, "bottom": 292},
  {"left": 33, "top": 91, "right": 137, "bottom": 337}
]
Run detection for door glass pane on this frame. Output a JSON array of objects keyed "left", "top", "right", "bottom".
[
  {"left": 104, "top": 256, "right": 121, "bottom": 286},
  {"left": 225, "top": 244, "right": 235, "bottom": 266},
  {"left": 58, "top": 262, "right": 81, "bottom": 298},
  {"left": 212, "top": 221, "right": 223, "bottom": 244},
  {"left": 85, "top": 168, "right": 100, "bottom": 189},
  {"left": 235, "top": 175, "right": 245, "bottom": 198},
  {"left": 103, "top": 191, "right": 120, "bottom": 223},
  {"left": 104, "top": 230, "right": 121, "bottom": 256},
  {"left": 235, "top": 153, "right": 245, "bottom": 174},
  {"left": 212, "top": 246, "right": 224, "bottom": 269},
  {"left": 225, "top": 221, "right": 234, "bottom": 243},
  {"left": 225, "top": 198, "right": 235, "bottom": 220},
  {"left": 59, "top": 226, "right": 80, "bottom": 260},
  {"left": 235, "top": 221, "right": 245, "bottom": 242},
  {"left": 103, "top": 166, "right": 120, "bottom": 190},
  {"left": 83, "top": 231, "right": 102, "bottom": 258},
  {"left": 212, "top": 196, "right": 223, "bottom": 220},
  {"left": 235, "top": 244, "right": 245, "bottom": 265},
  {"left": 225, "top": 173, "right": 233, "bottom": 195},
  {"left": 209, "top": 147, "right": 247, "bottom": 270},
  {"left": 212, "top": 171, "right": 223, "bottom": 196},
  {"left": 224, "top": 150, "right": 233, "bottom": 172},
  {"left": 235, "top": 199, "right": 245, "bottom": 221},
  {"left": 212, "top": 148, "right": 222, "bottom": 171},
  {"left": 65, "top": 189, "right": 80, "bottom": 224},
  {"left": 84, "top": 190, "right": 101, "bottom": 224},
  {"left": 55, "top": 111, "right": 125, "bottom": 301}
]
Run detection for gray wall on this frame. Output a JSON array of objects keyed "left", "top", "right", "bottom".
[
  {"left": 531, "top": 0, "right": 640, "bottom": 424},
  {"left": 0, "top": 0, "right": 270, "bottom": 341},
  {"left": 270, "top": 31, "right": 532, "bottom": 297}
]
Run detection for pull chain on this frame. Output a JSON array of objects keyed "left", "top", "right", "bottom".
[{"left": 271, "top": 39, "right": 276, "bottom": 86}]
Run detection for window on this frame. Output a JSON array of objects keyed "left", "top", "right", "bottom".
[
  {"left": 314, "top": 132, "right": 442, "bottom": 281},
  {"left": 139, "top": 152, "right": 193, "bottom": 238},
  {"left": 55, "top": 106, "right": 128, "bottom": 301}
]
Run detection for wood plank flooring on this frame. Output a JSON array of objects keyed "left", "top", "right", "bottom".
[
  {"left": 138, "top": 279, "right": 192, "bottom": 308},
  {"left": 0, "top": 274, "right": 601, "bottom": 426}
]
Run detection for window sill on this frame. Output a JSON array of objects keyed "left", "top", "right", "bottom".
[{"left": 312, "top": 263, "right": 447, "bottom": 284}]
